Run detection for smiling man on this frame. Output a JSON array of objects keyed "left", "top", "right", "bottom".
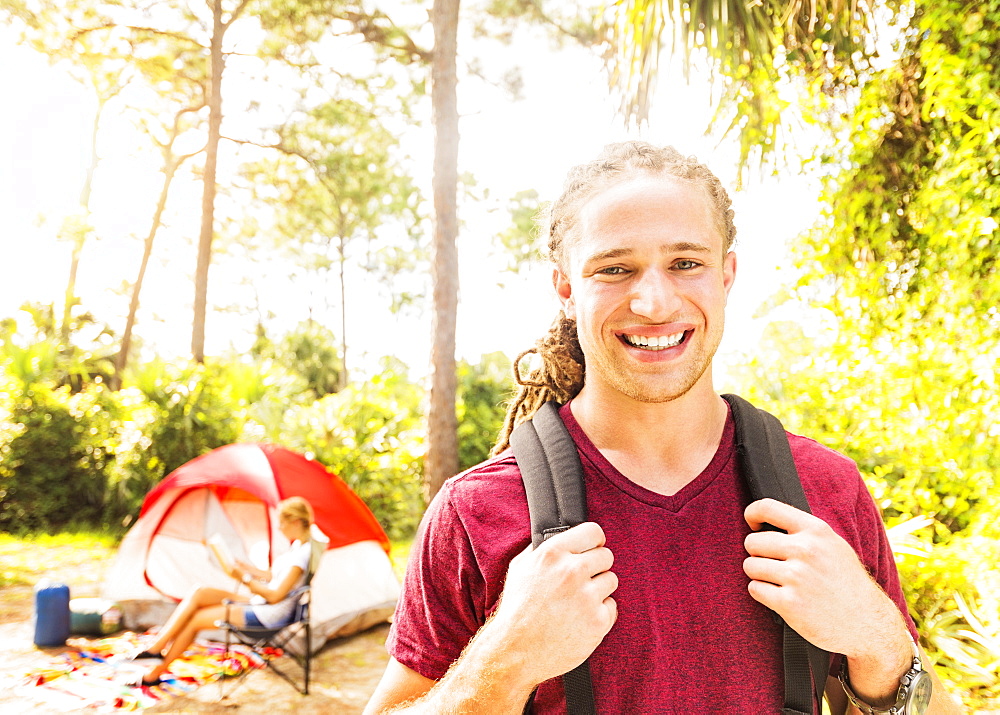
[{"left": 364, "top": 142, "right": 957, "bottom": 714}]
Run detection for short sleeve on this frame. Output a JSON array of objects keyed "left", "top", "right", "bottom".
[
  {"left": 386, "top": 481, "right": 488, "bottom": 680},
  {"left": 293, "top": 540, "right": 312, "bottom": 573}
]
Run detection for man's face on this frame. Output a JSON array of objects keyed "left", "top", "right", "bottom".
[{"left": 554, "top": 175, "right": 737, "bottom": 404}]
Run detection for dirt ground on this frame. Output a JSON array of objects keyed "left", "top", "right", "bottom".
[{"left": 0, "top": 544, "right": 393, "bottom": 714}]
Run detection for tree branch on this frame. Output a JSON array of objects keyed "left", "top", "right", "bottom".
[
  {"left": 340, "top": 10, "right": 432, "bottom": 64},
  {"left": 524, "top": 0, "right": 597, "bottom": 46},
  {"left": 223, "top": 0, "right": 254, "bottom": 31},
  {"left": 69, "top": 23, "right": 205, "bottom": 50}
]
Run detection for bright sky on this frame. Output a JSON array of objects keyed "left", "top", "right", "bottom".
[{"left": 0, "top": 18, "right": 820, "bottom": 387}]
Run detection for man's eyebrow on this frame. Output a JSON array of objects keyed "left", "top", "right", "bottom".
[
  {"left": 664, "top": 241, "right": 712, "bottom": 254},
  {"left": 583, "top": 248, "right": 633, "bottom": 264},
  {"left": 583, "top": 242, "right": 712, "bottom": 264}
]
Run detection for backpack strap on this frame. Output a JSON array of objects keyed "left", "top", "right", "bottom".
[
  {"left": 722, "top": 393, "right": 831, "bottom": 714},
  {"left": 510, "top": 401, "right": 597, "bottom": 715}
]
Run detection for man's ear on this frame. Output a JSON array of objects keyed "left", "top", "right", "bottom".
[
  {"left": 723, "top": 250, "right": 737, "bottom": 300},
  {"left": 553, "top": 267, "right": 575, "bottom": 319}
]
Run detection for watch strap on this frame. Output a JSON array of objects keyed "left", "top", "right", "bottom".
[{"left": 838, "top": 640, "right": 924, "bottom": 715}]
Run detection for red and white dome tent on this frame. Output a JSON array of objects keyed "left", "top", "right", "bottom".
[{"left": 101, "top": 443, "right": 400, "bottom": 653}]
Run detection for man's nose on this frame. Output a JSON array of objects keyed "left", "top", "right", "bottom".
[{"left": 629, "top": 271, "right": 682, "bottom": 320}]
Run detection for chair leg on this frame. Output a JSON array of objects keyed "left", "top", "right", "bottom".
[
  {"left": 219, "top": 607, "right": 231, "bottom": 700},
  {"left": 216, "top": 616, "right": 311, "bottom": 696},
  {"left": 303, "top": 620, "right": 311, "bottom": 695}
]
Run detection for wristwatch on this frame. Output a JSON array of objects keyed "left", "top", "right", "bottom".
[
  {"left": 241, "top": 572, "right": 252, "bottom": 585},
  {"left": 838, "top": 639, "right": 933, "bottom": 714}
]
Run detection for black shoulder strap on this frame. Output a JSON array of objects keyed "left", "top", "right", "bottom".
[
  {"left": 510, "top": 401, "right": 597, "bottom": 715},
  {"left": 511, "top": 397, "right": 829, "bottom": 715},
  {"left": 511, "top": 401, "right": 588, "bottom": 548},
  {"left": 722, "top": 393, "right": 831, "bottom": 715}
]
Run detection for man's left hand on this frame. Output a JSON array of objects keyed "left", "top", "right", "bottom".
[{"left": 743, "top": 498, "right": 913, "bottom": 707}]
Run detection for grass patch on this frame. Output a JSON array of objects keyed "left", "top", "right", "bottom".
[
  {"left": 0, "top": 530, "right": 119, "bottom": 588},
  {"left": 0, "top": 530, "right": 411, "bottom": 591}
]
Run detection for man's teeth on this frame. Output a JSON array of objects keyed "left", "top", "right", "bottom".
[{"left": 623, "top": 332, "right": 685, "bottom": 350}]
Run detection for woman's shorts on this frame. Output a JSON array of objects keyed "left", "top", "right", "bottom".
[{"left": 243, "top": 607, "right": 264, "bottom": 628}]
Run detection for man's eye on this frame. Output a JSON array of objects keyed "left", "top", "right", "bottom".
[
  {"left": 675, "top": 260, "right": 700, "bottom": 270},
  {"left": 597, "top": 266, "right": 627, "bottom": 275}
]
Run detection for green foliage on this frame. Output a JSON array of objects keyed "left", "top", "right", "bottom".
[
  {"left": 280, "top": 358, "right": 425, "bottom": 541},
  {"left": 2, "top": 302, "right": 117, "bottom": 391},
  {"left": 0, "top": 305, "right": 434, "bottom": 540},
  {"left": 237, "top": 94, "right": 426, "bottom": 317},
  {"left": 799, "top": 0, "right": 1000, "bottom": 326},
  {"left": 493, "top": 189, "right": 544, "bottom": 274},
  {"left": 601, "top": 0, "right": 897, "bottom": 174},
  {"left": 732, "top": 1, "right": 1000, "bottom": 705},
  {"left": 0, "top": 530, "right": 118, "bottom": 589},
  {"left": 891, "top": 513, "right": 1000, "bottom": 708},
  {"left": 457, "top": 352, "right": 514, "bottom": 471},
  {"left": 733, "top": 321, "right": 999, "bottom": 532},
  {"left": 770, "top": 0, "right": 1000, "bottom": 534},
  {"left": 0, "top": 379, "right": 121, "bottom": 533},
  {"left": 254, "top": 321, "right": 344, "bottom": 398},
  {"left": 119, "top": 358, "right": 265, "bottom": 503}
]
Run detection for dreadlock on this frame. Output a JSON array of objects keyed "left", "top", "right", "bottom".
[
  {"left": 492, "top": 313, "right": 585, "bottom": 455},
  {"left": 492, "top": 141, "right": 736, "bottom": 454}
]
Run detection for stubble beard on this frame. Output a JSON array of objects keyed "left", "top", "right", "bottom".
[{"left": 585, "top": 324, "right": 724, "bottom": 404}]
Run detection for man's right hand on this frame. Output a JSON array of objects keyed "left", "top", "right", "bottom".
[
  {"left": 363, "top": 522, "right": 617, "bottom": 714},
  {"left": 485, "top": 521, "right": 618, "bottom": 690}
]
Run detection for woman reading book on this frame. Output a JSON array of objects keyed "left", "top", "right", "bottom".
[{"left": 129, "top": 496, "right": 315, "bottom": 687}]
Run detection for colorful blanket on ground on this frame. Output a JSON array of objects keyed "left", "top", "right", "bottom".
[{"left": 14, "top": 631, "right": 266, "bottom": 712}]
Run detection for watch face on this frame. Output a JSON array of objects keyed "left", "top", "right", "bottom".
[{"left": 906, "top": 670, "right": 933, "bottom": 714}]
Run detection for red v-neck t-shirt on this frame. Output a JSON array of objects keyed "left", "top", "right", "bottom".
[{"left": 387, "top": 402, "right": 915, "bottom": 713}]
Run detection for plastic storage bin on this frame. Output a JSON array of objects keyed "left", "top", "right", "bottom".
[
  {"left": 33, "top": 580, "right": 71, "bottom": 647},
  {"left": 69, "top": 598, "right": 123, "bottom": 635}
]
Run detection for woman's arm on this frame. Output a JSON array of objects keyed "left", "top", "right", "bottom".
[
  {"left": 233, "top": 560, "right": 271, "bottom": 582},
  {"left": 245, "top": 565, "right": 303, "bottom": 604}
]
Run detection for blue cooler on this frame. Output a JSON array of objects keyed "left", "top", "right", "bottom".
[{"left": 33, "top": 580, "right": 71, "bottom": 647}]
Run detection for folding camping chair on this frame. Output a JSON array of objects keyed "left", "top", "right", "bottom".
[{"left": 216, "top": 540, "right": 323, "bottom": 697}]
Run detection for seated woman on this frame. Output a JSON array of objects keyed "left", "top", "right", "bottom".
[{"left": 130, "top": 496, "right": 315, "bottom": 686}]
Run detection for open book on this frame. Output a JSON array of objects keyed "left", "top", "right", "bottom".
[{"left": 207, "top": 534, "right": 235, "bottom": 575}]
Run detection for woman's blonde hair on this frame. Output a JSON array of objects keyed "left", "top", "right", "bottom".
[{"left": 277, "top": 496, "right": 313, "bottom": 528}]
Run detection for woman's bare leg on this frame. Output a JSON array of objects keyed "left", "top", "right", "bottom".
[
  {"left": 144, "top": 604, "right": 243, "bottom": 682},
  {"left": 145, "top": 587, "right": 243, "bottom": 655}
]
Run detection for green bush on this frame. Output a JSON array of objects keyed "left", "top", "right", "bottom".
[
  {"left": 117, "top": 358, "right": 263, "bottom": 508},
  {"left": 0, "top": 381, "right": 120, "bottom": 533},
  {"left": 281, "top": 357, "right": 425, "bottom": 541},
  {"left": 279, "top": 322, "right": 345, "bottom": 397},
  {"left": 457, "top": 352, "right": 514, "bottom": 471},
  {"left": 891, "top": 512, "right": 1000, "bottom": 708},
  {"left": 0, "top": 318, "right": 514, "bottom": 547}
]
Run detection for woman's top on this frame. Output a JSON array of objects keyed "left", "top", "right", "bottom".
[{"left": 247, "top": 539, "right": 312, "bottom": 628}]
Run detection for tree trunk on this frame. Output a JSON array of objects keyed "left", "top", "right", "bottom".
[
  {"left": 425, "top": 0, "right": 461, "bottom": 502},
  {"left": 192, "top": 0, "right": 226, "bottom": 363},
  {"left": 61, "top": 237, "right": 84, "bottom": 345},
  {"left": 114, "top": 153, "right": 182, "bottom": 389},
  {"left": 338, "top": 233, "right": 349, "bottom": 390},
  {"left": 61, "top": 101, "right": 102, "bottom": 344}
]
